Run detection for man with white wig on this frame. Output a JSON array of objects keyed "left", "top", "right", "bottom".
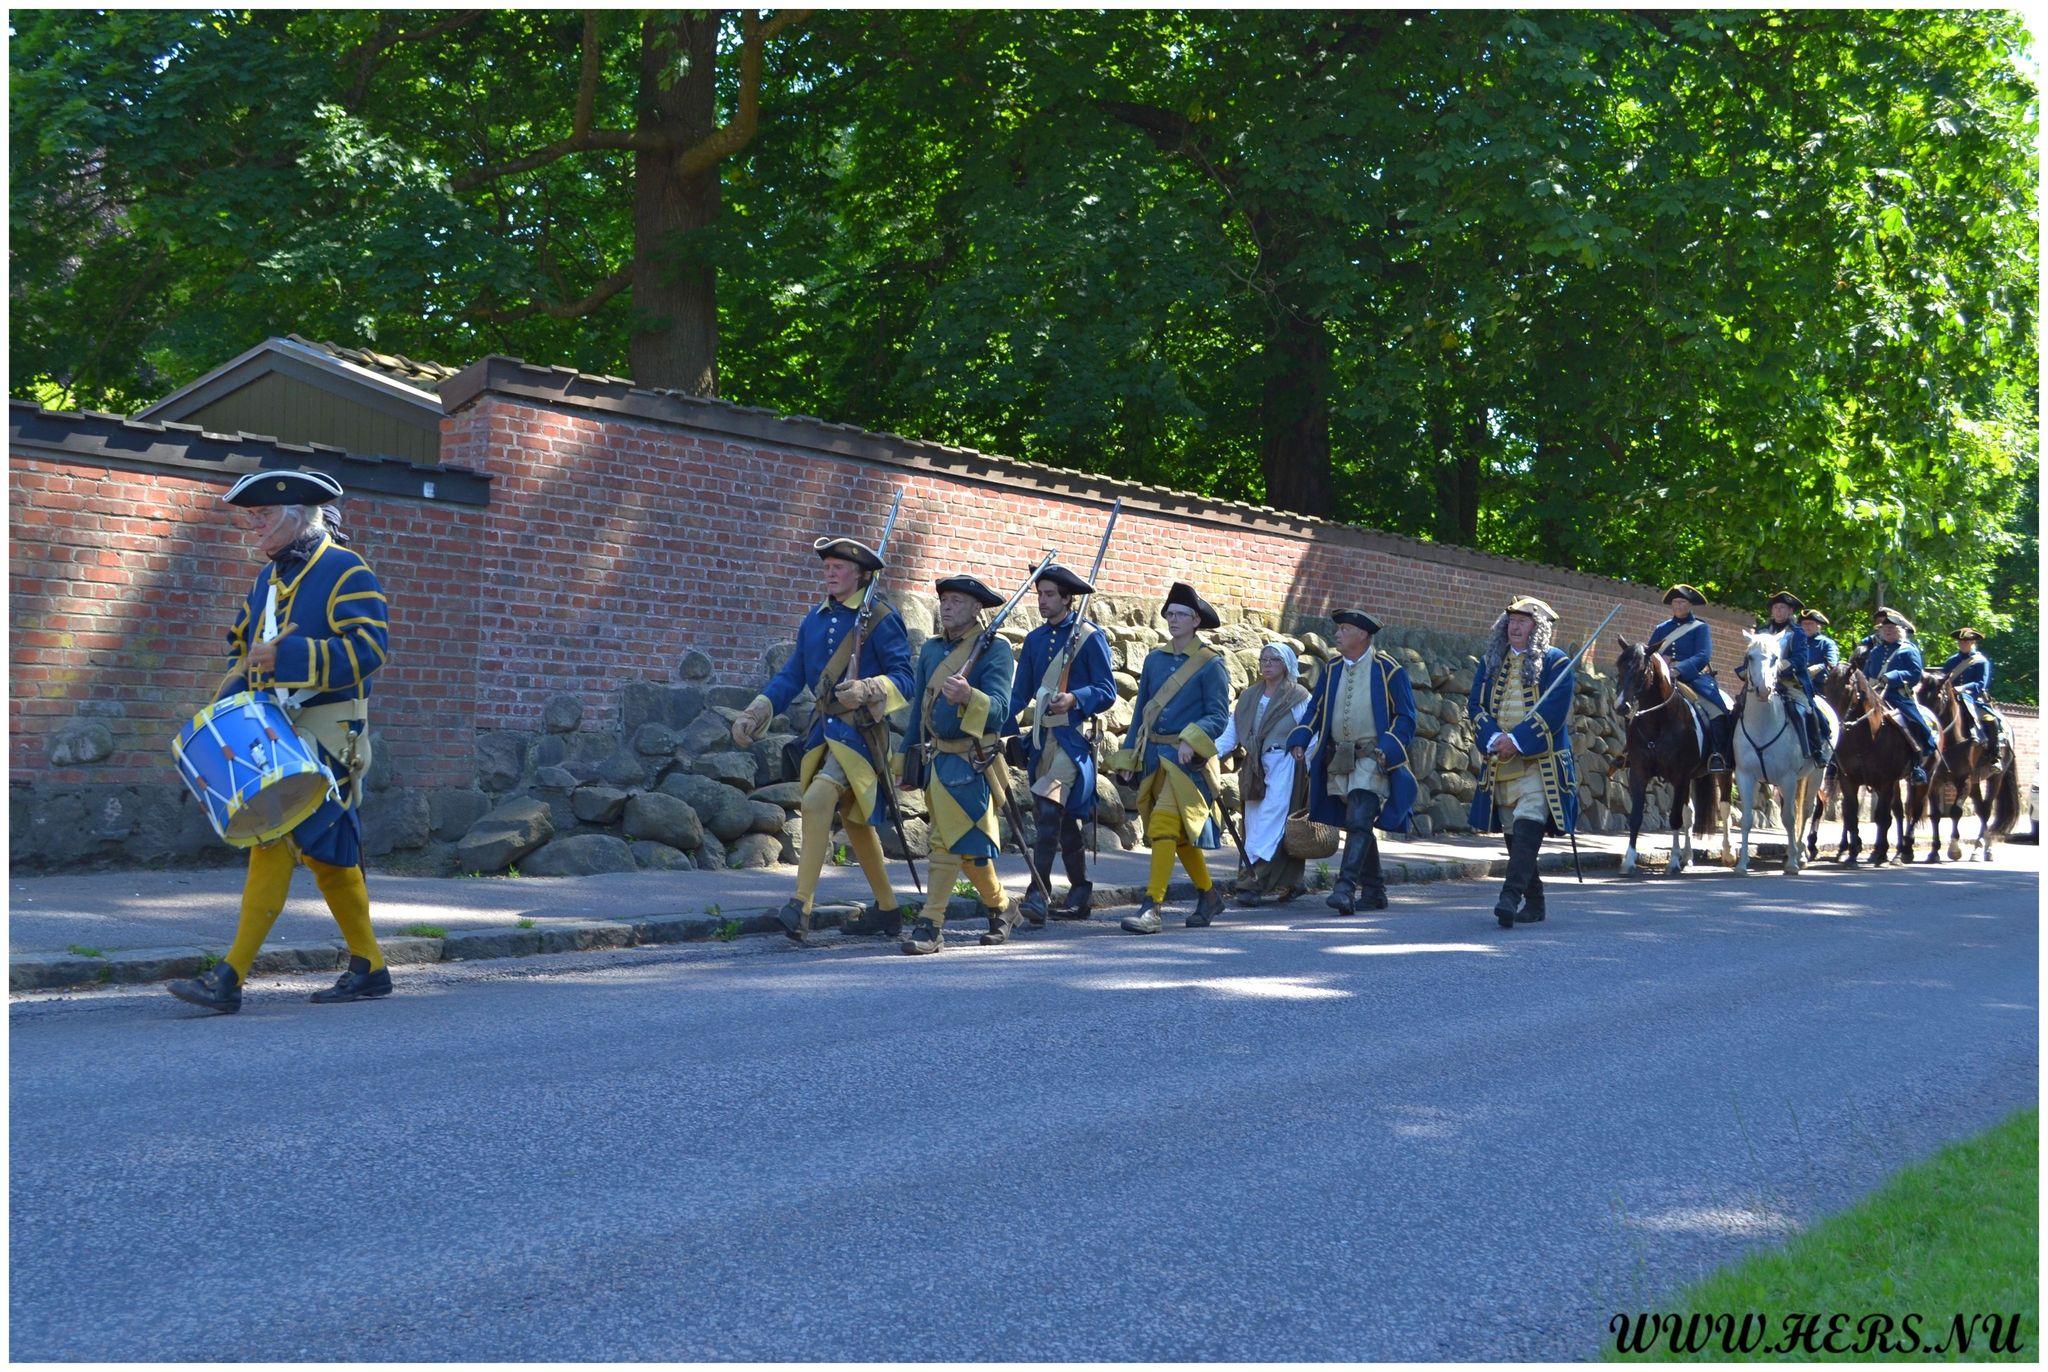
[{"left": 1216, "top": 640, "right": 1314, "bottom": 904}]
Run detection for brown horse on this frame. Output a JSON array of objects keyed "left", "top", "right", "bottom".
[
  {"left": 1913, "top": 670, "right": 2020, "bottom": 862},
  {"left": 1614, "top": 637, "right": 1730, "bottom": 875},
  {"left": 1814, "top": 652, "right": 1924, "bottom": 866}
]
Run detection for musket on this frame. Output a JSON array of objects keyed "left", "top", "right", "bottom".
[
  {"left": 1474, "top": 601, "right": 1624, "bottom": 883},
  {"left": 1217, "top": 787, "right": 1250, "bottom": 868},
  {"left": 1032, "top": 498, "right": 1122, "bottom": 757},
  {"left": 823, "top": 492, "right": 922, "bottom": 894},
  {"left": 952, "top": 552, "right": 1060, "bottom": 907}
]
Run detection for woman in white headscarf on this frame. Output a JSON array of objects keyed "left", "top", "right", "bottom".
[{"left": 1216, "top": 641, "right": 1314, "bottom": 904}]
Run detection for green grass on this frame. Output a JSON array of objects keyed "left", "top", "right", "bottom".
[
  {"left": 400, "top": 923, "right": 447, "bottom": 939},
  {"left": 713, "top": 919, "right": 742, "bottom": 942},
  {"left": 67, "top": 944, "right": 105, "bottom": 959},
  {"left": 515, "top": 918, "right": 536, "bottom": 929},
  {"left": 1609, "top": 1108, "right": 2036, "bottom": 1361}
]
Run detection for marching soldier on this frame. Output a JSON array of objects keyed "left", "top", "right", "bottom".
[
  {"left": 732, "top": 533, "right": 914, "bottom": 943},
  {"left": 1110, "top": 582, "right": 1231, "bottom": 934},
  {"left": 1466, "top": 596, "right": 1578, "bottom": 930},
  {"left": 1287, "top": 611, "right": 1417, "bottom": 915},
  {"left": 1865, "top": 608, "right": 1940, "bottom": 784},
  {"left": 1938, "top": 629, "right": 1999, "bottom": 749},
  {"left": 168, "top": 470, "right": 394, "bottom": 1014},
  {"left": 899, "top": 576, "right": 1021, "bottom": 955},
  {"left": 1007, "top": 563, "right": 1116, "bottom": 923},
  {"left": 1646, "top": 584, "right": 1729, "bottom": 771},
  {"left": 1753, "top": 590, "right": 1825, "bottom": 764}
]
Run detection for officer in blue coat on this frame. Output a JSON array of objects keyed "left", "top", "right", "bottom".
[
  {"left": 1865, "top": 607, "right": 1939, "bottom": 784},
  {"left": 1938, "top": 629, "right": 1998, "bottom": 748},
  {"left": 1646, "top": 584, "right": 1729, "bottom": 770},
  {"left": 1467, "top": 596, "right": 1578, "bottom": 929},
  {"left": 1798, "top": 608, "right": 1841, "bottom": 683},
  {"left": 733, "top": 533, "right": 915, "bottom": 942},
  {"left": 168, "top": 469, "right": 394, "bottom": 1015},
  {"left": 1006, "top": 563, "right": 1116, "bottom": 923},
  {"left": 1750, "top": 591, "right": 1825, "bottom": 764},
  {"left": 1286, "top": 610, "right": 1416, "bottom": 915}
]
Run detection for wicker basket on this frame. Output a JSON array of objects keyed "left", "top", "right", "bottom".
[{"left": 1281, "top": 769, "right": 1338, "bottom": 859}]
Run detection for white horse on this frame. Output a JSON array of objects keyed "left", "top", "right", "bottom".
[{"left": 1732, "top": 631, "right": 1838, "bottom": 875}]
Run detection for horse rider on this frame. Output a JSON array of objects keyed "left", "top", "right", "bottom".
[
  {"left": 1006, "top": 562, "right": 1116, "bottom": 923},
  {"left": 1466, "top": 596, "right": 1578, "bottom": 930},
  {"left": 1798, "top": 608, "right": 1840, "bottom": 680},
  {"left": 1286, "top": 610, "right": 1418, "bottom": 915},
  {"left": 1646, "top": 584, "right": 1730, "bottom": 771},
  {"left": 1937, "top": 628, "right": 2001, "bottom": 751},
  {"left": 1750, "top": 590, "right": 1826, "bottom": 765},
  {"left": 1865, "top": 607, "right": 1941, "bottom": 786}
]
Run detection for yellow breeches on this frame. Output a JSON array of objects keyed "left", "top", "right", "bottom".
[
  {"left": 226, "top": 841, "right": 382, "bottom": 979},
  {"left": 921, "top": 851, "right": 1004, "bottom": 929},
  {"left": 794, "top": 771, "right": 897, "bottom": 915},
  {"left": 1136, "top": 759, "right": 1215, "bottom": 848},
  {"left": 1144, "top": 805, "right": 1212, "bottom": 900}
]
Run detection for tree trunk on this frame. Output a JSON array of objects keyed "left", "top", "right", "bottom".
[
  {"left": 630, "top": 12, "right": 720, "bottom": 395},
  {"left": 1429, "top": 396, "right": 1482, "bottom": 546},
  {"left": 1258, "top": 308, "right": 1333, "bottom": 518}
]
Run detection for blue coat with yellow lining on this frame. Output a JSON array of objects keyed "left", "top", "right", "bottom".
[
  {"left": 1286, "top": 651, "right": 1418, "bottom": 832},
  {"left": 1008, "top": 615, "right": 1116, "bottom": 818},
  {"left": 909, "top": 630, "right": 1014, "bottom": 859},
  {"left": 759, "top": 592, "right": 913, "bottom": 828},
  {"left": 218, "top": 535, "right": 390, "bottom": 866},
  {"left": 1465, "top": 646, "right": 1579, "bottom": 835},
  {"left": 1109, "top": 642, "right": 1230, "bottom": 848}
]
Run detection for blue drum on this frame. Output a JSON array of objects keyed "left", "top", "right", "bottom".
[{"left": 174, "top": 692, "right": 335, "bottom": 847}]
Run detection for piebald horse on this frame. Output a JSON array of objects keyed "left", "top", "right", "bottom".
[{"left": 1733, "top": 631, "right": 1837, "bottom": 876}]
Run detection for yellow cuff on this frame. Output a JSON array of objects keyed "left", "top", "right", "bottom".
[
  {"left": 1107, "top": 747, "right": 1137, "bottom": 773},
  {"left": 960, "top": 687, "right": 992, "bottom": 739},
  {"left": 873, "top": 678, "right": 908, "bottom": 717},
  {"left": 1179, "top": 723, "right": 1218, "bottom": 760}
]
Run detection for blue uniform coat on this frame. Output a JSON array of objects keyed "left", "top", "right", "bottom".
[
  {"left": 1008, "top": 615, "right": 1115, "bottom": 817},
  {"left": 759, "top": 593, "right": 914, "bottom": 827},
  {"left": 1285, "top": 651, "right": 1418, "bottom": 832},
  {"left": 1866, "top": 638, "right": 1936, "bottom": 751},
  {"left": 908, "top": 631, "right": 1014, "bottom": 859},
  {"left": 1465, "top": 646, "right": 1579, "bottom": 834},
  {"left": 1112, "top": 643, "right": 1230, "bottom": 849},
  {"left": 1646, "top": 615, "right": 1714, "bottom": 691},
  {"left": 1939, "top": 650, "right": 1992, "bottom": 699}
]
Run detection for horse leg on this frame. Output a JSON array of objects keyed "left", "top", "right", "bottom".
[
  {"left": 1667, "top": 787, "right": 1688, "bottom": 875},
  {"left": 1718, "top": 774, "right": 1735, "bottom": 865},
  {"left": 1839, "top": 783, "right": 1861, "bottom": 866},
  {"left": 1622, "top": 773, "right": 1646, "bottom": 876},
  {"left": 1734, "top": 774, "right": 1755, "bottom": 876},
  {"left": 1899, "top": 779, "right": 1917, "bottom": 864},
  {"left": 1781, "top": 777, "right": 1805, "bottom": 874},
  {"left": 1872, "top": 786, "right": 1893, "bottom": 867}
]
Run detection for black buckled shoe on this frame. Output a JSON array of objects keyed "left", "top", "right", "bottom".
[
  {"left": 1018, "top": 887, "right": 1050, "bottom": 928},
  {"left": 843, "top": 903, "right": 903, "bottom": 937},
  {"left": 1051, "top": 882, "right": 1093, "bottom": 920},
  {"left": 1495, "top": 900, "right": 1519, "bottom": 930},
  {"left": 311, "top": 956, "right": 392, "bottom": 1004},
  {"left": 1325, "top": 879, "right": 1356, "bottom": 916},
  {"left": 1185, "top": 886, "right": 1226, "bottom": 928},
  {"left": 776, "top": 898, "right": 811, "bottom": 944},
  {"left": 979, "top": 900, "right": 1024, "bottom": 946},
  {"left": 901, "top": 916, "right": 944, "bottom": 955},
  {"left": 1360, "top": 887, "right": 1389, "bottom": 911},
  {"left": 168, "top": 961, "right": 242, "bottom": 1015}
]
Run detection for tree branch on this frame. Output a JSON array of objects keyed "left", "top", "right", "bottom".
[
  {"left": 463, "top": 265, "right": 633, "bottom": 322},
  {"left": 674, "top": 9, "right": 816, "bottom": 180},
  {"left": 345, "top": 11, "right": 487, "bottom": 111}
]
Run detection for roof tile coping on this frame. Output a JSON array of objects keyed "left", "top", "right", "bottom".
[
  {"left": 440, "top": 353, "right": 1757, "bottom": 615},
  {"left": 284, "top": 334, "right": 460, "bottom": 387},
  {"left": 9, "top": 399, "right": 491, "bottom": 507}
]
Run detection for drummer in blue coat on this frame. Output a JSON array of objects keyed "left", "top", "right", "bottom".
[
  {"left": 168, "top": 469, "right": 394, "bottom": 1014},
  {"left": 1938, "top": 628, "right": 1998, "bottom": 748},
  {"left": 1865, "top": 607, "right": 1940, "bottom": 784},
  {"left": 1006, "top": 563, "right": 1116, "bottom": 923},
  {"left": 732, "top": 533, "right": 915, "bottom": 942},
  {"left": 1109, "top": 581, "right": 1231, "bottom": 934},
  {"left": 899, "top": 575, "right": 1020, "bottom": 955},
  {"left": 1467, "top": 596, "right": 1578, "bottom": 929},
  {"left": 1647, "top": 584, "right": 1730, "bottom": 771},
  {"left": 1286, "top": 610, "right": 1416, "bottom": 915}
]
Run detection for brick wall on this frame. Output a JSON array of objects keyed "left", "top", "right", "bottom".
[{"left": 9, "top": 457, "right": 483, "bottom": 793}]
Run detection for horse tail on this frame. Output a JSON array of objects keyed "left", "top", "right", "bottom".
[
  {"left": 1991, "top": 762, "right": 2020, "bottom": 838},
  {"left": 1690, "top": 775, "right": 1721, "bottom": 835}
]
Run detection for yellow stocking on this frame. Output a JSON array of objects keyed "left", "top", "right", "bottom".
[
  {"left": 224, "top": 841, "right": 298, "bottom": 979},
  {"left": 959, "top": 856, "right": 1005, "bottom": 908},
  {"left": 922, "top": 851, "right": 962, "bottom": 928},
  {"left": 305, "top": 856, "right": 384, "bottom": 972},
  {"left": 1146, "top": 841, "right": 1177, "bottom": 902},
  {"left": 1178, "top": 844, "right": 1213, "bottom": 892},
  {"left": 839, "top": 811, "right": 899, "bottom": 911},
  {"left": 793, "top": 775, "right": 844, "bottom": 913}
]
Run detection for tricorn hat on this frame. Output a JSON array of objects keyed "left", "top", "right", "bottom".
[
  {"left": 1034, "top": 563, "right": 1093, "bottom": 597},
  {"left": 1332, "top": 609, "right": 1382, "bottom": 635},
  {"left": 1766, "top": 590, "right": 1804, "bottom": 613},
  {"left": 1874, "top": 606, "right": 1916, "bottom": 634},
  {"left": 1162, "top": 581, "right": 1220, "bottom": 632},
  {"left": 1506, "top": 595, "right": 1557, "bottom": 623},
  {"left": 935, "top": 574, "right": 1003, "bottom": 609},
  {"left": 224, "top": 468, "right": 343, "bottom": 508},
  {"left": 1663, "top": 584, "right": 1706, "bottom": 606},
  {"left": 1798, "top": 608, "right": 1830, "bottom": 626},
  {"left": 813, "top": 536, "right": 885, "bottom": 573},
  {"left": 1953, "top": 627, "right": 1983, "bottom": 643}
]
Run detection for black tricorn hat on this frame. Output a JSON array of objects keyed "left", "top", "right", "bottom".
[
  {"left": 1798, "top": 608, "right": 1831, "bottom": 626},
  {"left": 935, "top": 574, "right": 1003, "bottom": 608},
  {"left": 1332, "top": 609, "right": 1382, "bottom": 635},
  {"left": 1034, "top": 563, "right": 1093, "bottom": 597},
  {"left": 1766, "top": 590, "right": 1804, "bottom": 613},
  {"left": 224, "top": 468, "right": 343, "bottom": 508},
  {"left": 1953, "top": 627, "right": 1983, "bottom": 642},
  {"left": 813, "top": 536, "right": 884, "bottom": 573},
  {"left": 1162, "top": 581, "right": 1220, "bottom": 631},
  {"left": 1874, "top": 605, "right": 1917, "bottom": 634},
  {"left": 1663, "top": 584, "right": 1706, "bottom": 606}
]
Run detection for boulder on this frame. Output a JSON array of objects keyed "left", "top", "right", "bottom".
[
  {"left": 631, "top": 840, "right": 693, "bottom": 870},
  {"left": 595, "top": 750, "right": 649, "bottom": 789},
  {"left": 748, "top": 800, "right": 788, "bottom": 835},
  {"left": 632, "top": 723, "right": 679, "bottom": 757},
  {"left": 751, "top": 782, "right": 805, "bottom": 810},
  {"left": 360, "top": 731, "right": 395, "bottom": 792},
  {"left": 455, "top": 797, "right": 554, "bottom": 874},
  {"left": 727, "top": 832, "right": 782, "bottom": 868},
  {"left": 542, "top": 693, "right": 584, "bottom": 734},
  {"left": 521, "top": 832, "right": 636, "bottom": 877},
  {"left": 675, "top": 711, "right": 736, "bottom": 758},
  {"left": 47, "top": 722, "right": 114, "bottom": 767},
  {"left": 779, "top": 816, "right": 802, "bottom": 864},
  {"left": 571, "top": 785, "right": 632, "bottom": 825},
  {"left": 706, "top": 685, "right": 761, "bottom": 711},
  {"left": 878, "top": 814, "right": 931, "bottom": 860},
  {"left": 678, "top": 649, "right": 715, "bottom": 683},
  {"left": 475, "top": 731, "right": 534, "bottom": 792},
  {"left": 534, "top": 765, "right": 580, "bottom": 791},
  {"left": 751, "top": 733, "right": 798, "bottom": 785},
  {"left": 693, "top": 831, "right": 727, "bottom": 870},
  {"left": 620, "top": 682, "right": 708, "bottom": 735},
  {"left": 762, "top": 641, "right": 798, "bottom": 679},
  {"left": 1427, "top": 794, "right": 1466, "bottom": 830},
  {"left": 691, "top": 751, "right": 759, "bottom": 790},
  {"left": 656, "top": 772, "right": 755, "bottom": 842},
  {"left": 622, "top": 791, "right": 704, "bottom": 851},
  {"left": 360, "top": 787, "right": 433, "bottom": 858}
]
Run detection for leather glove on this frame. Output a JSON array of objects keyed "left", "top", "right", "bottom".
[
  {"left": 834, "top": 677, "right": 888, "bottom": 709},
  {"left": 730, "top": 694, "right": 773, "bottom": 748}
]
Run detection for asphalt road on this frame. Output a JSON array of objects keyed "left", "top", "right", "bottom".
[{"left": 11, "top": 853, "right": 2038, "bottom": 1361}]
